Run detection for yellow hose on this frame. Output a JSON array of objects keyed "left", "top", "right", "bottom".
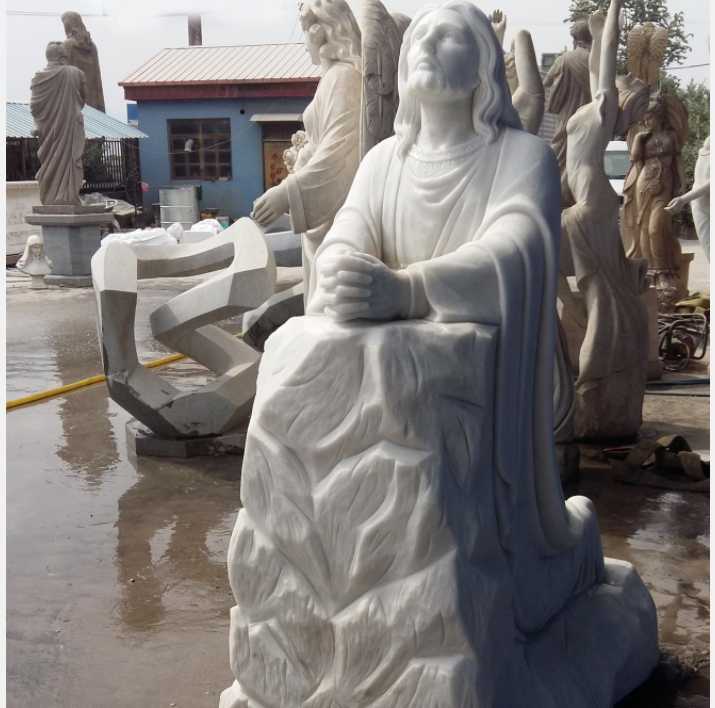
[{"left": 6, "top": 352, "right": 187, "bottom": 411}]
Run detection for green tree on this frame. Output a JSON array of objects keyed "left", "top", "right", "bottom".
[{"left": 565, "top": 0, "right": 692, "bottom": 72}]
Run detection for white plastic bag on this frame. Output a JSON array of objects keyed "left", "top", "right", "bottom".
[
  {"left": 190, "top": 218, "right": 223, "bottom": 236},
  {"left": 101, "top": 227, "right": 178, "bottom": 249},
  {"left": 166, "top": 222, "right": 184, "bottom": 242}
]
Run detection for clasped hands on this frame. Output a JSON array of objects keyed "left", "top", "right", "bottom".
[{"left": 308, "top": 252, "right": 412, "bottom": 322}]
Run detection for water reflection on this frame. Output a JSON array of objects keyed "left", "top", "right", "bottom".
[{"left": 115, "top": 450, "right": 241, "bottom": 631}]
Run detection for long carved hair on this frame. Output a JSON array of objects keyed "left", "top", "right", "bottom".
[
  {"left": 394, "top": 0, "right": 522, "bottom": 158},
  {"left": 299, "top": 0, "right": 361, "bottom": 70}
]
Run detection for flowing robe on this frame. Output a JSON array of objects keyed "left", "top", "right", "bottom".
[
  {"left": 30, "top": 63, "right": 86, "bottom": 206},
  {"left": 691, "top": 138, "right": 710, "bottom": 259},
  {"left": 311, "top": 128, "right": 604, "bottom": 632},
  {"left": 282, "top": 61, "right": 361, "bottom": 298}
]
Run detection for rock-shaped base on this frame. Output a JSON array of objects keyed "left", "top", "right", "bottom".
[{"left": 222, "top": 317, "right": 658, "bottom": 708}]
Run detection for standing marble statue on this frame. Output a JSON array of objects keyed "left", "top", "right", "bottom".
[
  {"left": 667, "top": 135, "right": 710, "bottom": 260},
  {"left": 562, "top": 0, "right": 650, "bottom": 440},
  {"left": 30, "top": 41, "right": 86, "bottom": 206},
  {"left": 61, "top": 10, "right": 105, "bottom": 112},
  {"left": 622, "top": 92, "right": 689, "bottom": 307},
  {"left": 221, "top": 3, "right": 658, "bottom": 707},
  {"left": 544, "top": 20, "right": 592, "bottom": 206},
  {"left": 251, "top": 0, "right": 361, "bottom": 300}
]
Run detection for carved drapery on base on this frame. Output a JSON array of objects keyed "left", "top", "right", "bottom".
[{"left": 222, "top": 317, "right": 658, "bottom": 708}]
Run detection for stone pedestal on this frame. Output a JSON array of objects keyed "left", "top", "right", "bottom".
[
  {"left": 221, "top": 316, "right": 658, "bottom": 708},
  {"left": 126, "top": 419, "right": 246, "bottom": 458},
  {"left": 25, "top": 205, "right": 114, "bottom": 287}
]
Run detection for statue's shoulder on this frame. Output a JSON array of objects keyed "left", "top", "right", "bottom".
[
  {"left": 323, "top": 61, "right": 361, "bottom": 89},
  {"left": 501, "top": 127, "right": 557, "bottom": 169}
]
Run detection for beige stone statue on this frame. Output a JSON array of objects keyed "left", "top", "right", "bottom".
[
  {"left": 61, "top": 10, "right": 105, "bottom": 112},
  {"left": 282, "top": 129, "right": 307, "bottom": 173},
  {"left": 251, "top": 0, "right": 362, "bottom": 301},
  {"left": 562, "top": 0, "right": 649, "bottom": 440},
  {"left": 30, "top": 41, "right": 87, "bottom": 206},
  {"left": 622, "top": 92, "right": 689, "bottom": 308},
  {"left": 544, "top": 20, "right": 593, "bottom": 206}
]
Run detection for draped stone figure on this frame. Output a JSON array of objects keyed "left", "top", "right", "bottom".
[
  {"left": 251, "top": 0, "right": 362, "bottom": 301},
  {"left": 61, "top": 10, "right": 105, "bottom": 112},
  {"left": 221, "top": 3, "right": 658, "bottom": 706},
  {"left": 30, "top": 41, "right": 86, "bottom": 206},
  {"left": 544, "top": 20, "right": 592, "bottom": 206},
  {"left": 562, "top": 0, "right": 650, "bottom": 440},
  {"left": 667, "top": 135, "right": 710, "bottom": 260},
  {"left": 622, "top": 92, "right": 689, "bottom": 308}
]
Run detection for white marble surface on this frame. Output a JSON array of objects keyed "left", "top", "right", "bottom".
[{"left": 222, "top": 3, "right": 658, "bottom": 706}]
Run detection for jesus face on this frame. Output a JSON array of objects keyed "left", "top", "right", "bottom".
[{"left": 406, "top": 8, "right": 479, "bottom": 103}]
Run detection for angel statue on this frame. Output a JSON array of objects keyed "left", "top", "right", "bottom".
[
  {"left": 359, "top": 0, "right": 412, "bottom": 157},
  {"left": 490, "top": 10, "right": 544, "bottom": 135},
  {"left": 627, "top": 22, "right": 669, "bottom": 87},
  {"left": 561, "top": 0, "right": 650, "bottom": 440},
  {"left": 251, "top": 0, "right": 362, "bottom": 301},
  {"left": 622, "top": 91, "right": 689, "bottom": 308},
  {"left": 221, "top": 3, "right": 657, "bottom": 707}
]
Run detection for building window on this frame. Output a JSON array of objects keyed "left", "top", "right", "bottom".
[{"left": 168, "top": 118, "right": 232, "bottom": 180}]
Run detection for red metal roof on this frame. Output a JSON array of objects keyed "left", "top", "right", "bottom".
[{"left": 120, "top": 43, "right": 321, "bottom": 86}]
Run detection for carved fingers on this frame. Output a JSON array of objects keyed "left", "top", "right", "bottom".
[
  {"left": 251, "top": 184, "right": 289, "bottom": 226},
  {"left": 313, "top": 252, "right": 409, "bottom": 321}
]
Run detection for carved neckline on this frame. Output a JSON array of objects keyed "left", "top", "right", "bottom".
[{"left": 408, "top": 134, "right": 485, "bottom": 164}]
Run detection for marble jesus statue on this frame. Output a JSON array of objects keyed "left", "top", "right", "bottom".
[{"left": 221, "top": 3, "right": 658, "bottom": 707}]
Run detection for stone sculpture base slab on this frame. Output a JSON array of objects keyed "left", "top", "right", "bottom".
[
  {"left": 32, "top": 204, "right": 109, "bottom": 215},
  {"left": 126, "top": 419, "right": 246, "bottom": 459},
  {"left": 45, "top": 274, "right": 93, "bottom": 288},
  {"left": 26, "top": 207, "right": 114, "bottom": 285}
]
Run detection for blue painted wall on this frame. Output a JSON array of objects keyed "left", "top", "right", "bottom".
[{"left": 136, "top": 97, "right": 310, "bottom": 221}]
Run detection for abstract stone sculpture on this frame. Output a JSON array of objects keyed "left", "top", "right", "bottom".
[
  {"left": 667, "top": 135, "right": 710, "bottom": 260},
  {"left": 92, "top": 218, "right": 275, "bottom": 440},
  {"left": 61, "top": 10, "right": 105, "bottom": 112},
  {"left": 251, "top": 0, "right": 362, "bottom": 301},
  {"left": 561, "top": 0, "right": 649, "bottom": 440},
  {"left": 16, "top": 234, "right": 53, "bottom": 289},
  {"left": 622, "top": 91, "right": 689, "bottom": 309},
  {"left": 30, "top": 41, "right": 86, "bottom": 206},
  {"left": 544, "top": 20, "right": 592, "bottom": 206},
  {"left": 221, "top": 4, "right": 658, "bottom": 706}
]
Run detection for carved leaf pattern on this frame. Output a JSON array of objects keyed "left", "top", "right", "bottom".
[{"left": 224, "top": 319, "right": 499, "bottom": 707}]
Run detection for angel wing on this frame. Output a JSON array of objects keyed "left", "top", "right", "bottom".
[
  {"left": 663, "top": 92, "right": 689, "bottom": 149},
  {"left": 359, "top": 0, "right": 410, "bottom": 158},
  {"left": 627, "top": 23, "right": 668, "bottom": 85}
]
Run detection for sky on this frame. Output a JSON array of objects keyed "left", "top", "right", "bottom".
[{"left": 4, "top": 0, "right": 711, "bottom": 120}]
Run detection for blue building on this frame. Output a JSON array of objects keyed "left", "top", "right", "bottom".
[{"left": 120, "top": 43, "right": 320, "bottom": 222}]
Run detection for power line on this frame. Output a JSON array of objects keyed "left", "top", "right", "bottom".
[{"left": 665, "top": 62, "right": 710, "bottom": 70}]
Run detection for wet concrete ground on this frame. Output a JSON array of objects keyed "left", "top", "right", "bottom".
[{"left": 6, "top": 264, "right": 710, "bottom": 707}]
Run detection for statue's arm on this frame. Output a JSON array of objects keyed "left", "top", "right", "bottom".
[
  {"left": 598, "top": 0, "right": 621, "bottom": 95},
  {"left": 283, "top": 65, "right": 362, "bottom": 233}
]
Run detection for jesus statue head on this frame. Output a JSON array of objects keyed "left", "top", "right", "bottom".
[{"left": 394, "top": 1, "right": 521, "bottom": 158}]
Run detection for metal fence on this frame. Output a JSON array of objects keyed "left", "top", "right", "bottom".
[{"left": 6, "top": 137, "right": 143, "bottom": 206}]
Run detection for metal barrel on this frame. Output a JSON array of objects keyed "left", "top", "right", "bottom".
[{"left": 159, "top": 186, "right": 200, "bottom": 230}]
